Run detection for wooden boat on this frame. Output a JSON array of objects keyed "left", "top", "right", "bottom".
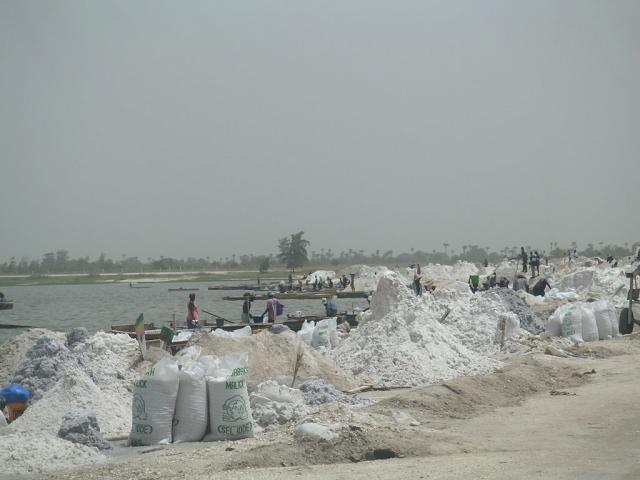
[
  {"left": 129, "top": 283, "right": 152, "bottom": 289},
  {"left": 110, "top": 312, "right": 360, "bottom": 352},
  {"left": 208, "top": 285, "right": 266, "bottom": 291},
  {"left": 223, "top": 290, "right": 338, "bottom": 301},
  {"left": 336, "top": 291, "right": 370, "bottom": 299},
  {"left": 168, "top": 288, "right": 200, "bottom": 292},
  {"left": 0, "top": 301, "right": 14, "bottom": 310}
]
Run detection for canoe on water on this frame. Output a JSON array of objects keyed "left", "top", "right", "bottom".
[
  {"left": 0, "top": 301, "right": 14, "bottom": 310},
  {"left": 223, "top": 290, "right": 338, "bottom": 301}
]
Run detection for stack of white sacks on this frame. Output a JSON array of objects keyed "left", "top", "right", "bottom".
[
  {"left": 547, "top": 300, "right": 619, "bottom": 343},
  {"left": 128, "top": 347, "right": 254, "bottom": 446}
]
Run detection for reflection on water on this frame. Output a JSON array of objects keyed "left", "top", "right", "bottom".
[{"left": 0, "top": 282, "right": 368, "bottom": 345}]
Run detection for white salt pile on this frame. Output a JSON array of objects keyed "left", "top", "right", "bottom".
[
  {"left": 339, "top": 265, "right": 394, "bottom": 292},
  {"left": 305, "top": 270, "right": 336, "bottom": 282},
  {"left": 298, "top": 378, "right": 371, "bottom": 406},
  {"left": 332, "top": 273, "right": 503, "bottom": 386},
  {"left": 418, "top": 261, "right": 479, "bottom": 286},
  {"left": 484, "top": 288, "right": 544, "bottom": 334},
  {"left": 0, "top": 329, "right": 141, "bottom": 476},
  {"left": 250, "top": 381, "right": 309, "bottom": 429}
]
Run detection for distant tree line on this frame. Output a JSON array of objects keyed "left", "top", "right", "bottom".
[{"left": 1, "top": 238, "right": 638, "bottom": 275}]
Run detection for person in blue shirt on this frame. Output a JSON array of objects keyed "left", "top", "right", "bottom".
[{"left": 322, "top": 297, "right": 338, "bottom": 316}]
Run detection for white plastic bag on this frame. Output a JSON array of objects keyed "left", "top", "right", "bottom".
[
  {"left": 129, "top": 357, "right": 179, "bottom": 446},
  {"left": 312, "top": 318, "right": 337, "bottom": 349},
  {"left": 561, "top": 306, "right": 583, "bottom": 343},
  {"left": 173, "top": 361, "right": 208, "bottom": 443},
  {"left": 174, "top": 345, "right": 202, "bottom": 367},
  {"left": 203, "top": 352, "right": 254, "bottom": 441},
  {"left": 0, "top": 410, "right": 7, "bottom": 428},
  {"left": 546, "top": 304, "right": 574, "bottom": 337},
  {"left": 297, "top": 320, "right": 315, "bottom": 346},
  {"left": 591, "top": 300, "right": 613, "bottom": 340},
  {"left": 609, "top": 306, "right": 619, "bottom": 337},
  {"left": 579, "top": 303, "right": 598, "bottom": 342}
]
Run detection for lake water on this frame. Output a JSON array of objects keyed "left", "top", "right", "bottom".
[{"left": 0, "top": 281, "right": 369, "bottom": 345}]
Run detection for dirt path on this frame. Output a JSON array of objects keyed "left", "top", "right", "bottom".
[{"left": 29, "top": 339, "right": 640, "bottom": 480}]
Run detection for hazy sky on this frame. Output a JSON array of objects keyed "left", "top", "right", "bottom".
[{"left": 1, "top": 0, "right": 638, "bottom": 262}]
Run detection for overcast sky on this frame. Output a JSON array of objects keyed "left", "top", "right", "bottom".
[{"left": 1, "top": 0, "right": 638, "bottom": 262}]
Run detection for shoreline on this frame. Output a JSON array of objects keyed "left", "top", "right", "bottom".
[{"left": 0, "top": 270, "right": 294, "bottom": 287}]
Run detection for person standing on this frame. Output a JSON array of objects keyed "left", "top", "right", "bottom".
[
  {"left": 262, "top": 292, "right": 277, "bottom": 323},
  {"left": 521, "top": 247, "right": 528, "bottom": 273},
  {"left": 322, "top": 296, "right": 338, "bottom": 316},
  {"left": 413, "top": 264, "right": 423, "bottom": 296},
  {"left": 186, "top": 293, "right": 199, "bottom": 329},
  {"left": 241, "top": 293, "right": 252, "bottom": 323},
  {"left": 350, "top": 273, "right": 356, "bottom": 292}
]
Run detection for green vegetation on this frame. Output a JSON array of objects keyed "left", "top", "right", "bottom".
[
  {"left": 1, "top": 237, "right": 638, "bottom": 287},
  {"left": 277, "top": 231, "right": 310, "bottom": 272}
]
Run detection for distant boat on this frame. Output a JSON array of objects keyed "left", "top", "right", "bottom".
[
  {"left": 0, "top": 301, "right": 14, "bottom": 310},
  {"left": 168, "top": 287, "right": 200, "bottom": 292},
  {"left": 129, "top": 283, "right": 152, "bottom": 289}
]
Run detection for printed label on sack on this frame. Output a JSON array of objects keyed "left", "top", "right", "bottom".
[
  {"left": 132, "top": 393, "right": 147, "bottom": 421},
  {"left": 217, "top": 422, "right": 253, "bottom": 436},
  {"left": 231, "top": 367, "right": 248, "bottom": 377},
  {"left": 132, "top": 423, "right": 154, "bottom": 434},
  {"left": 225, "top": 379, "right": 245, "bottom": 390},
  {"left": 222, "top": 395, "right": 249, "bottom": 422}
]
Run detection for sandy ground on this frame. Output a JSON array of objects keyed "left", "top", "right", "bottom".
[{"left": 15, "top": 334, "right": 640, "bottom": 480}]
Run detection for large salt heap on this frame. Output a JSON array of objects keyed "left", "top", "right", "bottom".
[
  {"left": 339, "top": 265, "right": 394, "bottom": 292},
  {"left": 332, "top": 273, "right": 502, "bottom": 386},
  {"left": 0, "top": 329, "right": 141, "bottom": 476}
]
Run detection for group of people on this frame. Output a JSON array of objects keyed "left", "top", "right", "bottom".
[
  {"left": 185, "top": 291, "right": 283, "bottom": 328},
  {"left": 520, "top": 247, "right": 543, "bottom": 277},
  {"left": 469, "top": 271, "right": 552, "bottom": 297},
  {"left": 306, "top": 273, "right": 356, "bottom": 292}
]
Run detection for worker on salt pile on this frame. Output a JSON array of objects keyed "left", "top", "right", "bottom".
[
  {"left": 350, "top": 272, "right": 356, "bottom": 292},
  {"left": 531, "top": 277, "right": 552, "bottom": 297},
  {"left": 241, "top": 293, "right": 252, "bottom": 323},
  {"left": 322, "top": 296, "right": 338, "bottom": 316},
  {"left": 530, "top": 250, "right": 541, "bottom": 277},
  {"left": 513, "top": 274, "right": 529, "bottom": 293},
  {"left": 468, "top": 274, "right": 480, "bottom": 293},
  {"left": 0, "top": 384, "right": 31, "bottom": 423},
  {"left": 186, "top": 293, "right": 199, "bottom": 328},
  {"left": 521, "top": 247, "right": 528, "bottom": 273},
  {"left": 409, "top": 264, "right": 423, "bottom": 296},
  {"left": 487, "top": 272, "right": 497, "bottom": 289},
  {"left": 262, "top": 292, "right": 277, "bottom": 323}
]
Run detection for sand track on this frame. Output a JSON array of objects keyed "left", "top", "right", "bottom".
[{"left": 27, "top": 334, "right": 640, "bottom": 480}]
